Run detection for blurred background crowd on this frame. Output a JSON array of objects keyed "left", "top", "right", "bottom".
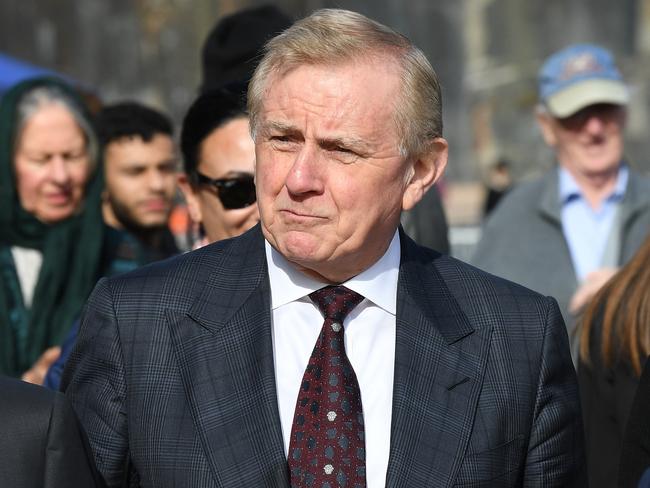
[
  {"left": 2, "top": 1, "right": 650, "bottom": 487},
  {"left": 4, "top": 0, "right": 650, "bottom": 240}
]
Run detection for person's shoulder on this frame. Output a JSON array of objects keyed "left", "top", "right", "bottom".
[
  {"left": 484, "top": 172, "right": 550, "bottom": 220},
  {"left": 102, "top": 225, "right": 264, "bottom": 292},
  {"left": 472, "top": 171, "right": 554, "bottom": 263},
  {"left": 628, "top": 166, "right": 650, "bottom": 181},
  {"left": 432, "top": 254, "right": 564, "bottom": 346},
  {"left": 0, "top": 376, "right": 58, "bottom": 417},
  {"left": 437, "top": 252, "right": 550, "bottom": 301},
  {"left": 627, "top": 167, "right": 650, "bottom": 194},
  {"left": 406, "top": 234, "right": 550, "bottom": 305}
]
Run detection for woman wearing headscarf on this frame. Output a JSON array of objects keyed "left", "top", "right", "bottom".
[
  {"left": 579, "top": 234, "right": 650, "bottom": 488},
  {"left": 0, "top": 77, "right": 104, "bottom": 378}
]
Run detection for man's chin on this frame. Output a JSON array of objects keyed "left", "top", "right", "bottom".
[
  {"left": 119, "top": 214, "right": 170, "bottom": 233},
  {"left": 271, "top": 228, "right": 324, "bottom": 256},
  {"left": 275, "top": 235, "right": 354, "bottom": 283}
]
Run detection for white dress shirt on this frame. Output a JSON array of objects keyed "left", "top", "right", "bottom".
[{"left": 266, "top": 231, "right": 400, "bottom": 488}]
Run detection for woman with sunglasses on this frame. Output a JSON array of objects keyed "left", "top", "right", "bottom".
[{"left": 178, "top": 82, "right": 259, "bottom": 248}]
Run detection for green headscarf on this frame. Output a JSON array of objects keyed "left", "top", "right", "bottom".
[{"left": 0, "top": 77, "right": 105, "bottom": 377}]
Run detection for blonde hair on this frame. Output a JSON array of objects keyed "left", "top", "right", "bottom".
[{"left": 248, "top": 8, "right": 442, "bottom": 158}]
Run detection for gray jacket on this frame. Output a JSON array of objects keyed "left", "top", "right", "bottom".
[{"left": 472, "top": 167, "right": 650, "bottom": 342}]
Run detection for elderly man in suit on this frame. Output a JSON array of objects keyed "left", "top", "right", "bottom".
[{"left": 63, "top": 9, "right": 585, "bottom": 487}]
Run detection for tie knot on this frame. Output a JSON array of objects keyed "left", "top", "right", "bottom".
[{"left": 309, "top": 285, "right": 364, "bottom": 322}]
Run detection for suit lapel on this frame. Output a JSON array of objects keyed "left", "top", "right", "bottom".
[
  {"left": 385, "top": 234, "right": 493, "bottom": 487},
  {"left": 619, "top": 171, "right": 650, "bottom": 234},
  {"left": 167, "top": 227, "right": 289, "bottom": 487},
  {"left": 538, "top": 168, "right": 562, "bottom": 225}
]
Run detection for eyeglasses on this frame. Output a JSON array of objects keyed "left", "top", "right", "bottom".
[{"left": 194, "top": 172, "right": 256, "bottom": 210}]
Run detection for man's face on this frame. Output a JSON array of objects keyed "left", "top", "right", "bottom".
[
  {"left": 255, "top": 60, "right": 446, "bottom": 282},
  {"left": 102, "top": 134, "right": 177, "bottom": 231},
  {"left": 538, "top": 103, "right": 626, "bottom": 179},
  {"left": 180, "top": 117, "right": 259, "bottom": 243}
]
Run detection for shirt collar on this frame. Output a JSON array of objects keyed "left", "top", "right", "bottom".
[
  {"left": 558, "top": 163, "right": 628, "bottom": 204},
  {"left": 265, "top": 230, "right": 400, "bottom": 316}
]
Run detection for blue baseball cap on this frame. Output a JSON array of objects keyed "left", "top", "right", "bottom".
[{"left": 538, "top": 44, "right": 629, "bottom": 118}]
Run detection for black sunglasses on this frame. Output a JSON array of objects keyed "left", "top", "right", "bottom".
[{"left": 194, "top": 172, "right": 256, "bottom": 210}]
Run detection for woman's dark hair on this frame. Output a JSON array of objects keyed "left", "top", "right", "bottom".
[
  {"left": 580, "top": 235, "right": 650, "bottom": 375},
  {"left": 181, "top": 81, "right": 248, "bottom": 179}
]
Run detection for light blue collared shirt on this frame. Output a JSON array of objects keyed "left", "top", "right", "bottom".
[{"left": 559, "top": 165, "right": 628, "bottom": 282}]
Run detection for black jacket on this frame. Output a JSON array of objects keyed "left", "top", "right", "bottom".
[
  {"left": 619, "top": 358, "right": 650, "bottom": 487},
  {"left": 0, "top": 376, "right": 103, "bottom": 487}
]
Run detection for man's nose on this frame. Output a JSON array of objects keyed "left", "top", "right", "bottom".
[
  {"left": 583, "top": 114, "right": 607, "bottom": 134},
  {"left": 148, "top": 170, "right": 167, "bottom": 192},
  {"left": 285, "top": 145, "right": 324, "bottom": 196}
]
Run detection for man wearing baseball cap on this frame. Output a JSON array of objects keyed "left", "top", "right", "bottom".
[{"left": 473, "top": 44, "right": 650, "bottom": 354}]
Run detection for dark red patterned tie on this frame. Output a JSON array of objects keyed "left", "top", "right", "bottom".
[{"left": 288, "top": 285, "right": 366, "bottom": 488}]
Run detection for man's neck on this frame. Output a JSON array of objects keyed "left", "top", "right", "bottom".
[
  {"left": 561, "top": 164, "right": 621, "bottom": 210},
  {"left": 102, "top": 201, "right": 122, "bottom": 230},
  {"left": 102, "top": 202, "right": 172, "bottom": 252}
]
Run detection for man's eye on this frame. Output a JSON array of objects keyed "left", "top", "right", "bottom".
[
  {"left": 331, "top": 148, "right": 359, "bottom": 165},
  {"left": 160, "top": 162, "right": 177, "bottom": 173},
  {"left": 332, "top": 145, "right": 359, "bottom": 158},
  {"left": 271, "top": 135, "right": 291, "bottom": 143},
  {"left": 269, "top": 135, "right": 299, "bottom": 151}
]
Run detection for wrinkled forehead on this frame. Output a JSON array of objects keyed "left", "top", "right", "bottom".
[{"left": 260, "top": 67, "right": 402, "bottom": 148}]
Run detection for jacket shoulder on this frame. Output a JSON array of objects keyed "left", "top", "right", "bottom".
[
  {"left": 406, "top": 234, "right": 553, "bottom": 307},
  {"left": 436, "top": 252, "right": 551, "bottom": 303},
  {"left": 483, "top": 174, "right": 549, "bottom": 224},
  {"left": 102, "top": 226, "right": 263, "bottom": 298},
  {"left": 0, "top": 376, "right": 57, "bottom": 416}
]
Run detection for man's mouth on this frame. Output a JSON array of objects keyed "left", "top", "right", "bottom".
[
  {"left": 280, "top": 209, "right": 327, "bottom": 223},
  {"left": 141, "top": 200, "right": 169, "bottom": 212}
]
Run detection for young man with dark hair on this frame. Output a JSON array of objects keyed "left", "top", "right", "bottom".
[{"left": 95, "top": 102, "right": 179, "bottom": 272}]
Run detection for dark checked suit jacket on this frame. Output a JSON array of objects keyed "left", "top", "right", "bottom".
[{"left": 62, "top": 224, "right": 586, "bottom": 487}]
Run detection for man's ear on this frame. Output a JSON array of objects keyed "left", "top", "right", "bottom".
[
  {"left": 536, "top": 109, "right": 558, "bottom": 147},
  {"left": 177, "top": 174, "right": 203, "bottom": 223},
  {"left": 402, "top": 137, "right": 448, "bottom": 211}
]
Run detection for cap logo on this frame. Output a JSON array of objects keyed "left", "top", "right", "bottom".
[{"left": 560, "top": 53, "right": 603, "bottom": 81}]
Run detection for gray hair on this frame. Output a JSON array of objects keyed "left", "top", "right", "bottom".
[
  {"left": 248, "top": 8, "right": 443, "bottom": 158},
  {"left": 14, "top": 84, "right": 98, "bottom": 168}
]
